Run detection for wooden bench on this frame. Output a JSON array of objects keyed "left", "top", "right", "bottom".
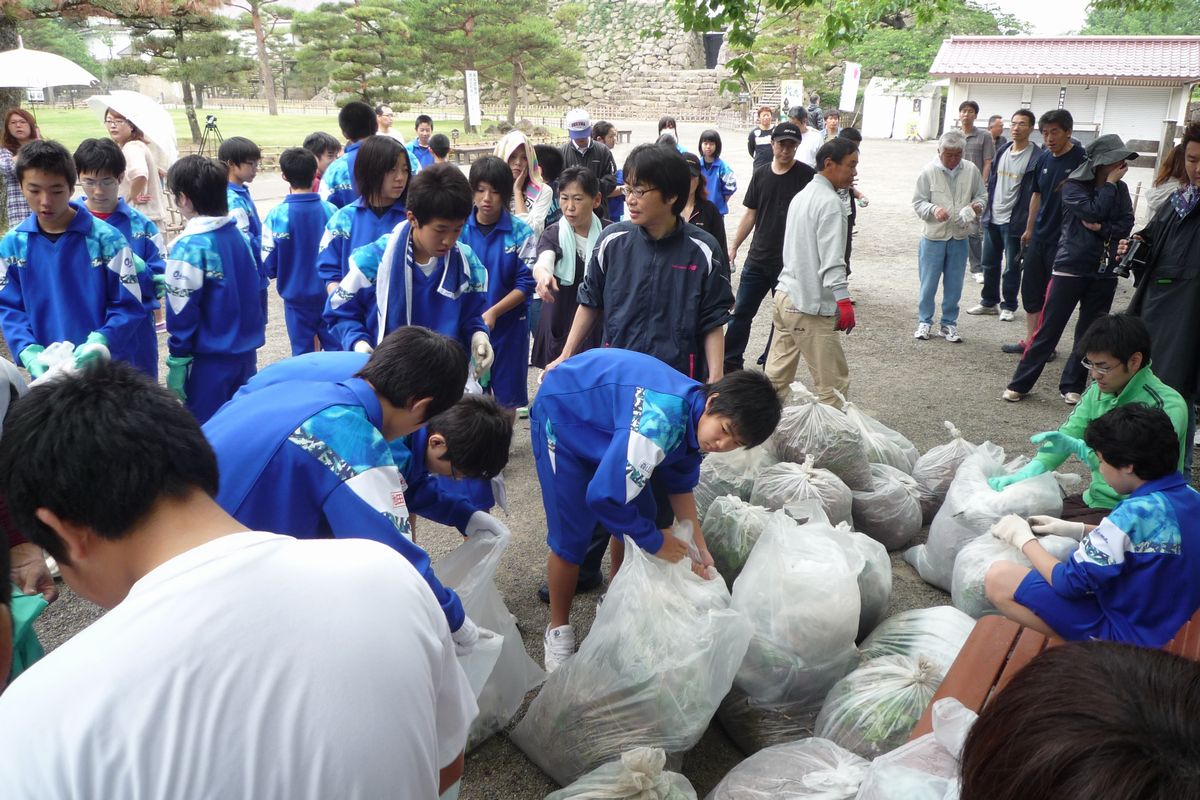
[
  {"left": 617, "top": 129, "right": 632, "bottom": 144},
  {"left": 910, "top": 609, "right": 1200, "bottom": 740}
]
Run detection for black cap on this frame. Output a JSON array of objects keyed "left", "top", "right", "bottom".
[
  {"left": 683, "top": 151, "right": 702, "bottom": 176},
  {"left": 772, "top": 122, "right": 803, "bottom": 142}
]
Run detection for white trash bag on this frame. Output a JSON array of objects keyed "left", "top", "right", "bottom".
[
  {"left": 702, "top": 496, "right": 776, "bottom": 588},
  {"left": 705, "top": 737, "right": 869, "bottom": 800},
  {"left": 854, "top": 698, "right": 977, "bottom": 800},
  {"left": 510, "top": 536, "right": 753, "bottom": 786},
  {"left": 850, "top": 464, "right": 923, "bottom": 551},
  {"left": 434, "top": 526, "right": 545, "bottom": 751},
  {"left": 815, "top": 655, "right": 942, "bottom": 759},
  {"left": 911, "top": 422, "right": 979, "bottom": 523},
  {"left": 951, "top": 532, "right": 1078, "bottom": 618},
  {"left": 771, "top": 383, "right": 873, "bottom": 491},
  {"left": 842, "top": 400, "right": 919, "bottom": 474},
  {"left": 546, "top": 747, "right": 698, "bottom": 800},
  {"left": 858, "top": 606, "right": 976, "bottom": 675},
  {"left": 834, "top": 522, "right": 892, "bottom": 641},
  {"left": 694, "top": 445, "right": 778, "bottom": 518},
  {"left": 904, "top": 448, "right": 1063, "bottom": 592},
  {"left": 750, "top": 456, "right": 853, "bottom": 526}
]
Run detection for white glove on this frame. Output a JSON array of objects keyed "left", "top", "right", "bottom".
[
  {"left": 991, "top": 514, "right": 1036, "bottom": 550},
  {"left": 1029, "top": 515, "right": 1087, "bottom": 541},
  {"left": 470, "top": 331, "right": 494, "bottom": 376},
  {"left": 957, "top": 206, "right": 977, "bottom": 225},
  {"left": 464, "top": 510, "right": 509, "bottom": 540},
  {"left": 452, "top": 616, "right": 480, "bottom": 657},
  {"left": 352, "top": 340, "right": 374, "bottom": 355}
]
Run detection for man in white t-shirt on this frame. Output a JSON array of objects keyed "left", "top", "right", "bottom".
[
  {"left": 0, "top": 362, "right": 476, "bottom": 799},
  {"left": 788, "top": 107, "right": 825, "bottom": 169}
]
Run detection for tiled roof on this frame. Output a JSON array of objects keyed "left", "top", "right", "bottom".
[{"left": 930, "top": 36, "right": 1200, "bottom": 82}]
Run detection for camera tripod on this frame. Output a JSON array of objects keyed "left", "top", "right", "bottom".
[{"left": 198, "top": 116, "right": 224, "bottom": 157}]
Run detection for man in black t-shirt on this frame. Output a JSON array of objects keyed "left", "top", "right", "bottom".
[{"left": 725, "top": 121, "right": 816, "bottom": 372}]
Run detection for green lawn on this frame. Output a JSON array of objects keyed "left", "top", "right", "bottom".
[{"left": 27, "top": 107, "right": 550, "bottom": 154}]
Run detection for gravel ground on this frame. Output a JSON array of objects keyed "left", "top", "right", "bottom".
[{"left": 30, "top": 120, "right": 1173, "bottom": 797}]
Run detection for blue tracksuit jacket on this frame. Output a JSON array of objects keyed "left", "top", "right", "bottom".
[
  {"left": 408, "top": 141, "right": 435, "bottom": 170},
  {"left": 319, "top": 141, "right": 362, "bottom": 209},
  {"left": 204, "top": 375, "right": 465, "bottom": 631},
  {"left": 227, "top": 183, "right": 262, "bottom": 267},
  {"left": 461, "top": 208, "right": 535, "bottom": 407},
  {"left": 94, "top": 199, "right": 166, "bottom": 376},
  {"left": 263, "top": 193, "right": 337, "bottom": 306},
  {"left": 316, "top": 198, "right": 408, "bottom": 287},
  {"left": 0, "top": 201, "right": 144, "bottom": 367},
  {"left": 530, "top": 348, "right": 707, "bottom": 555},
  {"left": 699, "top": 157, "right": 737, "bottom": 216},
  {"left": 324, "top": 220, "right": 488, "bottom": 352}
]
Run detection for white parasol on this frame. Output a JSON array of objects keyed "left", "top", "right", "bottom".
[
  {"left": 87, "top": 90, "right": 179, "bottom": 168},
  {"left": 0, "top": 42, "right": 99, "bottom": 89}
]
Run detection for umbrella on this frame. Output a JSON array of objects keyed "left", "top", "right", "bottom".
[
  {"left": 0, "top": 42, "right": 98, "bottom": 89},
  {"left": 87, "top": 90, "right": 179, "bottom": 168}
]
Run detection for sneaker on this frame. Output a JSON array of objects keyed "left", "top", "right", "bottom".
[
  {"left": 999, "top": 309, "right": 1015, "bottom": 322},
  {"left": 544, "top": 624, "right": 576, "bottom": 672},
  {"left": 939, "top": 324, "right": 963, "bottom": 343},
  {"left": 973, "top": 272, "right": 985, "bottom": 284},
  {"left": 1001, "top": 341, "right": 1027, "bottom": 354},
  {"left": 1047, "top": 350, "right": 1058, "bottom": 363},
  {"left": 1062, "top": 392, "right": 1082, "bottom": 406},
  {"left": 967, "top": 304, "right": 999, "bottom": 316},
  {"left": 516, "top": 406, "right": 529, "bottom": 419},
  {"left": 1002, "top": 389, "right": 1026, "bottom": 402},
  {"left": 914, "top": 322, "right": 932, "bottom": 340}
]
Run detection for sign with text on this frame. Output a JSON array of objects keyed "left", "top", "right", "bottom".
[
  {"left": 780, "top": 79, "right": 805, "bottom": 119},
  {"left": 839, "top": 62, "right": 862, "bottom": 112},
  {"left": 465, "top": 70, "right": 482, "bottom": 128}
]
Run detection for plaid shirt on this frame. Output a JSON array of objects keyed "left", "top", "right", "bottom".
[
  {"left": 0, "top": 148, "right": 31, "bottom": 231},
  {"left": 961, "top": 128, "right": 996, "bottom": 175}
]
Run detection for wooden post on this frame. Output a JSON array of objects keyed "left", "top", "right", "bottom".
[{"left": 1159, "top": 119, "right": 1179, "bottom": 168}]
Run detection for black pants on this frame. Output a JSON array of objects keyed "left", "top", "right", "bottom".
[
  {"left": 723, "top": 259, "right": 781, "bottom": 372},
  {"left": 1008, "top": 275, "right": 1118, "bottom": 395},
  {"left": 1019, "top": 238, "right": 1057, "bottom": 313},
  {"left": 579, "top": 472, "right": 675, "bottom": 579}
]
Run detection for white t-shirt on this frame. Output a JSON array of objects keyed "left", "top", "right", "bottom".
[
  {"left": 989, "top": 144, "right": 1034, "bottom": 225},
  {"left": 0, "top": 531, "right": 476, "bottom": 800},
  {"left": 797, "top": 129, "right": 824, "bottom": 169}
]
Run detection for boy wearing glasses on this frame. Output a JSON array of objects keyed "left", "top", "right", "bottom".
[{"left": 989, "top": 314, "right": 1187, "bottom": 525}]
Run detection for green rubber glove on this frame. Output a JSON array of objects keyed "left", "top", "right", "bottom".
[
  {"left": 166, "top": 354, "right": 192, "bottom": 402},
  {"left": 73, "top": 332, "right": 109, "bottom": 369},
  {"left": 153, "top": 273, "right": 167, "bottom": 300},
  {"left": 1031, "top": 430, "right": 1098, "bottom": 468},
  {"left": 18, "top": 345, "right": 47, "bottom": 379},
  {"left": 987, "top": 460, "right": 1048, "bottom": 492}
]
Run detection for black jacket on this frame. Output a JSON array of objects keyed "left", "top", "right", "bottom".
[
  {"left": 577, "top": 219, "right": 733, "bottom": 380},
  {"left": 1052, "top": 179, "right": 1134, "bottom": 277},
  {"left": 1127, "top": 199, "right": 1200, "bottom": 399},
  {"left": 561, "top": 140, "right": 618, "bottom": 201},
  {"left": 980, "top": 140, "right": 1042, "bottom": 231},
  {"left": 688, "top": 198, "right": 729, "bottom": 258}
]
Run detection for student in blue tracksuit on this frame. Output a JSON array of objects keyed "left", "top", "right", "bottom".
[
  {"left": 220, "top": 136, "right": 263, "bottom": 271},
  {"left": 698, "top": 129, "right": 737, "bottom": 218},
  {"left": 163, "top": 155, "right": 267, "bottom": 423},
  {"left": 462, "top": 156, "right": 536, "bottom": 409},
  {"left": 320, "top": 101, "right": 378, "bottom": 209},
  {"left": 204, "top": 326, "right": 485, "bottom": 646},
  {"left": 409, "top": 114, "right": 436, "bottom": 170},
  {"left": 0, "top": 140, "right": 144, "bottom": 379},
  {"left": 73, "top": 138, "right": 164, "bottom": 378},
  {"left": 325, "top": 163, "right": 494, "bottom": 376},
  {"left": 987, "top": 404, "right": 1200, "bottom": 648},
  {"left": 263, "top": 148, "right": 338, "bottom": 356},
  {"left": 532, "top": 348, "right": 782, "bottom": 671}
]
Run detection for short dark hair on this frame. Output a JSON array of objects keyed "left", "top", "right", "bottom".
[
  {"left": 838, "top": 127, "right": 863, "bottom": 143},
  {"left": 658, "top": 115, "right": 677, "bottom": 133},
  {"left": 429, "top": 133, "right": 451, "bottom": 158},
  {"left": 988, "top": 114, "right": 1003, "bottom": 124},
  {"left": 1182, "top": 122, "right": 1200, "bottom": 150},
  {"left": 656, "top": 133, "right": 677, "bottom": 147},
  {"left": 426, "top": 394, "right": 513, "bottom": 480},
  {"left": 373, "top": 103, "right": 391, "bottom": 116},
  {"left": 592, "top": 120, "right": 615, "bottom": 140},
  {"left": 218, "top": 136, "right": 261, "bottom": 166},
  {"left": 279, "top": 147, "right": 318, "bottom": 190},
  {"left": 698, "top": 128, "right": 722, "bottom": 159},
  {"left": 469, "top": 155, "right": 515, "bottom": 207},
  {"left": 623, "top": 143, "right": 691, "bottom": 216},
  {"left": 1012, "top": 108, "right": 1036, "bottom": 127},
  {"left": 338, "top": 100, "right": 377, "bottom": 142},
  {"left": 16, "top": 139, "right": 75, "bottom": 188},
  {"left": 0, "top": 361, "right": 219, "bottom": 564},
  {"left": 356, "top": 327, "right": 468, "bottom": 422},
  {"left": 816, "top": 137, "right": 858, "bottom": 171},
  {"left": 73, "top": 137, "right": 126, "bottom": 178},
  {"left": 825, "top": 110, "right": 840, "bottom": 120},
  {"left": 960, "top": 641, "right": 1200, "bottom": 800},
  {"left": 1084, "top": 405, "right": 1179, "bottom": 481},
  {"left": 414, "top": 114, "right": 433, "bottom": 130},
  {"left": 167, "top": 155, "right": 229, "bottom": 216},
  {"left": 302, "top": 131, "right": 341, "bottom": 160},
  {"left": 704, "top": 370, "right": 782, "bottom": 448},
  {"left": 558, "top": 165, "right": 599, "bottom": 197},
  {"left": 959, "top": 100, "right": 980, "bottom": 114},
  {"left": 534, "top": 144, "right": 564, "bottom": 184},
  {"left": 355, "top": 135, "right": 410, "bottom": 207},
  {"left": 406, "top": 162, "right": 472, "bottom": 225},
  {"left": 1078, "top": 313, "right": 1151, "bottom": 366},
  {"left": 1039, "top": 108, "right": 1074, "bottom": 133}
]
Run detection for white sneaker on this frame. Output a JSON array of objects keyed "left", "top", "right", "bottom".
[
  {"left": 914, "top": 322, "right": 932, "bottom": 340},
  {"left": 999, "top": 309, "right": 1015, "bottom": 322},
  {"left": 1062, "top": 392, "right": 1082, "bottom": 406},
  {"left": 973, "top": 272, "right": 985, "bottom": 284},
  {"left": 543, "top": 624, "right": 576, "bottom": 672},
  {"left": 966, "top": 303, "right": 998, "bottom": 316},
  {"left": 939, "top": 324, "right": 963, "bottom": 343}
]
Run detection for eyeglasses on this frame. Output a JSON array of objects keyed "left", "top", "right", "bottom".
[
  {"left": 105, "top": 118, "right": 130, "bottom": 127},
  {"left": 1080, "top": 357, "right": 1117, "bottom": 376},
  {"left": 620, "top": 185, "right": 658, "bottom": 200},
  {"left": 81, "top": 178, "right": 119, "bottom": 189}
]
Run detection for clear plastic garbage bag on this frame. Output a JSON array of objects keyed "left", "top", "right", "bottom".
[
  {"left": 510, "top": 537, "right": 753, "bottom": 786},
  {"left": 950, "top": 532, "right": 1078, "bottom": 618},
  {"left": 842, "top": 400, "right": 919, "bottom": 475},
  {"left": 852, "top": 698, "right": 977, "bottom": 800},
  {"left": 834, "top": 522, "right": 893, "bottom": 642},
  {"left": 717, "top": 685, "right": 829, "bottom": 755},
  {"left": 858, "top": 606, "right": 976, "bottom": 676},
  {"left": 695, "top": 445, "right": 779, "bottom": 519},
  {"left": 751, "top": 456, "right": 853, "bottom": 526},
  {"left": 850, "top": 464, "right": 923, "bottom": 551},
  {"left": 705, "top": 737, "right": 869, "bottom": 800},
  {"left": 702, "top": 496, "right": 776, "bottom": 589},
  {"left": 771, "top": 383, "right": 873, "bottom": 491},
  {"left": 911, "top": 422, "right": 979, "bottom": 523},
  {"left": 815, "top": 655, "right": 942, "bottom": 759},
  {"left": 546, "top": 747, "right": 698, "bottom": 800}
]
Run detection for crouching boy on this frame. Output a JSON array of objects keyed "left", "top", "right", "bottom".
[
  {"left": 531, "top": 348, "right": 781, "bottom": 671},
  {"left": 986, "top": 404, "right": 1200, "bottom": 647}
]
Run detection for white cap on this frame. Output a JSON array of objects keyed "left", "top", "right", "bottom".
[{"left": 565, "top": 108, "right": 591, "bottom": 140}]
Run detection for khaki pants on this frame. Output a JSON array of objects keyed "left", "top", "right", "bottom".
[{"left": 764, "top": 293, "right": 849, "bottom": 407}]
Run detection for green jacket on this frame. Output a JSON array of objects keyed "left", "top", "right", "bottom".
[{"left": 1035, "top": 365, "right": 1187, "bottom": 509}]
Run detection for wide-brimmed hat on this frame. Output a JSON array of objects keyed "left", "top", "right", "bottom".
[{"left": 1069, "top": 134, "right": 1137, "bottom": 181}]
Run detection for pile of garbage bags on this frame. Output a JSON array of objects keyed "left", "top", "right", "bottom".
[
  {"left": 771, "top": 384, "right": 872, "bottom": 491},
  {"left": 858, "top": 606, "right": 976, "bottom": 674},
  {"left": 951, "top": 532, "right": 1078, "bottom": 618},
  {"left": 911, "top": 422, "right": 979, "bottom": 522},
  {"left": 843, "top": 399, "right": 919, "bottom": 474},
  {"left": 701, "top": 496, "right": 776, "bottom": 588},
  {"left": 694, "top": 445, "right": 777, "bottom": 518},
  {"left": 750, "top": 456, "right": 853, "bottom": 526}
]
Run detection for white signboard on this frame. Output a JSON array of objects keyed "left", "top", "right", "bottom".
[
  {"left": 464, "top": 69, "right": 482, "bottom": 128},
  {"left": 780, "top": 79, "right": 805, "bottom": 119},
  {"left": 839, "top": 62, "right": 862, "bottom": 112}
]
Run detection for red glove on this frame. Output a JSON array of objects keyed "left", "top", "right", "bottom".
[{"left": 835, "top": 299, "right": 856, "bottom": 333}]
